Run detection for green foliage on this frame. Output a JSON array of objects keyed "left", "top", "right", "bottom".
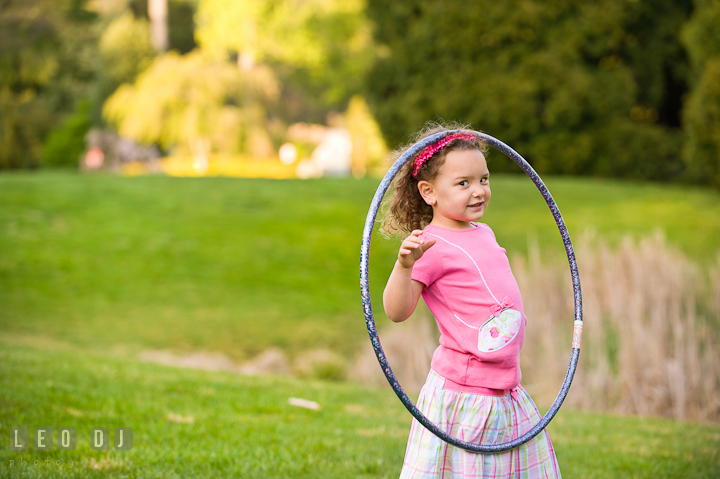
[
  {"left": 103, "top": 50, "right": 279, "bottom": 157},
  {"left": 168, "top": 0, "right": 199, "bottom": 54},
  {"left": 41, "top": 100, "right": 91, "bottom": 168},
  {"left": 0, "top": 0, "right": 204, "bottom": 170},
  {"left": 128, "top": 0, "right": 199, "bottom": 53},
  {"left": 90, "top": 0, "right": 201, "bottom": 128},
  {"left": 3, "top": 0, "right": 718, "bottom": 184},
  {"left": 681, "top": 0, "right": 720, "bottom": 72},
  {"left": 681, "top": 0, "right": 720, "bottom": 187},
  {"left": 346, "top": 95, "right": 388, "bottom": 177},
  {"left": 365, "top": 0, "right": 691, "bottom": 181},
  {"left": 682, "top": 59, "right": 720, "bottom": 186},
  {"left": 195, "top": 0, "right": 375, "bottom": 118},
  {"left": 91, "top": 10, "right": 158, "bottom": 126},
  {"left": 99, "top": 12, "right": 155, "bottom": 87},
  {"left": 0, "top": 0, "right": 99, "bottom": 169}
]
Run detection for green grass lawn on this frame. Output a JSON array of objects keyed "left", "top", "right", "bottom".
[
  {"left": 1, "top": 172, "right": 719, "bottom": 364},
  {"left": 1, "top": 342, "right": 718, "bottom": 478},
  {"left": 483, "top": 173, "right": 720, "bottom": 264},
  {"left": 2, "top": 170, "right": 719, "bottom": 477}
]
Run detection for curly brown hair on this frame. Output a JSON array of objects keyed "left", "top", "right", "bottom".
[{"left": 379, "top": 121, "right": 489, "bottom": 237}]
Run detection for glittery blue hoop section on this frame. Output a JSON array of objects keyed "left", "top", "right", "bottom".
[{"left": 359, "top": 129, "right": 583, "bottom": 453}]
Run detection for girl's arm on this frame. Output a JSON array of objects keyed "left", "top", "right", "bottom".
[{"left": 383, "top": 230, "right": 436, "bottom": 322}]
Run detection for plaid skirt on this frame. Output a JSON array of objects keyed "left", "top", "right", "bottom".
[{"left": 399, "top": 369, "right": 562, "bottom": 478}]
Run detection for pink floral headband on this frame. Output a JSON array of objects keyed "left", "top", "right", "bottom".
[{"left": 411, "top": 132, "right": 477, "bottom": 177}]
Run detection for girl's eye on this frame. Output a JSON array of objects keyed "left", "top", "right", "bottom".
[{"left": 459, "top": 180, "right": 468, "bottom": 186}]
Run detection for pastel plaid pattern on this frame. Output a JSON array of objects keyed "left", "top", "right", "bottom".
[{"left": 399, "top": 370, "right": 562, "bottom": 478}]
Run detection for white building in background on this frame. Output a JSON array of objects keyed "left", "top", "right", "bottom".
[
  {"left": 292, "top": 126, "right": 353, "bottom": 179},
  {"left": 309, "top": 128, "right": 353, "bottom": 177}
]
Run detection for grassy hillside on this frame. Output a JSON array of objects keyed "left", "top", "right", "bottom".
[
  {"left": 1, "top": 172, "right": 719, "bottom": 364},
  {"left": 486, "top": 173, "right": 720, "bottom": 263},
  {"left": 1, "top": 343, "right": 718, "bottom": 478}
]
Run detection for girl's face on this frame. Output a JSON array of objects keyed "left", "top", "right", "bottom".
[{"left": 418, "top": 149, "right": 491, "bottom": 230}]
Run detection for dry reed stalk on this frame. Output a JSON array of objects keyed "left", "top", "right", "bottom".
[
  {"left": 351, "top": 301, "right": 438, "bottom": 393},
  {"left": 517, "top": 229, "right": 719, "bottom": 421},
  {"left": 352, "top": 230, "right": 720, "bottom": 422}
]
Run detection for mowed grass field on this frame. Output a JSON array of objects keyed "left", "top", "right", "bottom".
[
  {"left": 1, "top": 343, "right": 719, "bottom": 478},
  {"left": 1, "top": 172, "right": 718, "bottom": 362},
  {"left": 1, "top": 172, "right": 720, "bottom": 477}
]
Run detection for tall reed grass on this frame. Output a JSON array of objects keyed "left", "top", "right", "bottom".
[{"left": 353, "top": 231, "right": 720, "bottom": 422}]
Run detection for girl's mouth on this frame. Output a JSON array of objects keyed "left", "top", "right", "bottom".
[{"left": 468, "top": 202, "right": 484, "bottom": 209}]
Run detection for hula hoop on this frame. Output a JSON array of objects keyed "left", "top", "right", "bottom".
[{"left": 359, "top": 129, "right": 583, "bottom": 453}]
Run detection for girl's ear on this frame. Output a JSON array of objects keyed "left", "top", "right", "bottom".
[{"left": 417, "top": 181, "right": 436, "bottom": 206}]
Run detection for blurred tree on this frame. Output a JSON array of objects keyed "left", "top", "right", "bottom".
[
  {"left": 148, "top": 0, "right": 168, "bottom": 52},
  {"left": 41, "top": 100, "right": 91, "bottom": 167},
  {"left": 92, "top": 11, "right": 156, "bottom": 124},
  {"left": 681, "top": 0, "right": 720, "bottom": 187},
  {"left": 195, "top": 0, "right": 374, "bottom": 122},
  {"left": 365, "top": 0, "right": 692, "bottom": 181},
  {"left": 167, "top": 0, "right": 198, "bottom": 54},
  {"left": 129, "top": 0, "right": 198, "bottom": 54},
  {"left": 99, "top": 12, "right": 155, "bottom": 86},
  {"left": 0, "top": 0, "right": 202, "bottom": 170},
  {"left": 345, "top": 95, "right": 387, "bottom": 178},
  {"left": 90, "top": 0, "right": 197, "bottom": 125},
  {"left": 0, "top": 0, "right": 98, "bottom": 169},
  {"left": 103, "top": 50, "right": 279, "bottom": 160}
]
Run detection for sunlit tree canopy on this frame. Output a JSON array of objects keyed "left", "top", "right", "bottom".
[
  {"left": 195, "top": 0, "right": 374, "bottom": 106},
  {"left": 103, "top": 50, "right": 279, "bottom": 156}
]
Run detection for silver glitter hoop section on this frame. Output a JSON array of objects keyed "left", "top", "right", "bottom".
[{"left": 359, "top": 130, "right": 583, "bottom": 453}]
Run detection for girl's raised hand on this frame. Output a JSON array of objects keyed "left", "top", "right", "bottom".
[{"left": 398, "top": 230, "right": 436, "bottom": 269}]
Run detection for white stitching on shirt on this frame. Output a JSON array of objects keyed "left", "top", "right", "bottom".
[
  {"left": 453, "top": 314, "right": 479, "bottom": 330},
  {"left": 423, "top": 230, "right": 503, "bottom": 307},
  {"left": 423, "top": 228, "right": 520, "bottom": 352}
]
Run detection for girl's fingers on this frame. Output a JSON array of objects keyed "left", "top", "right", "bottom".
[{"left": 400, "top": 230, "right": 427, "bottom": 259}]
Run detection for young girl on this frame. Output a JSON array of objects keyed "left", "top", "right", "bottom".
[{"left": 382, "top": 123, "right": 562, "bottom": 478}]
